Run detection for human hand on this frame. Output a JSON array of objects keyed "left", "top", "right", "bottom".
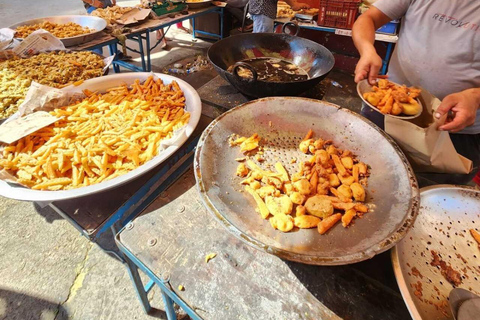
[
  {"left": 435, "top": 88, "right": 480, "bottom": 132},
  {"left": 291, "top": 3, "right": 310, "bottom": 11},
  {"left": 112, "top": 0, "right": 116, "bottom": 5},
  {"left": 354, "top": 50, "right": 383, "bottom": 85}
]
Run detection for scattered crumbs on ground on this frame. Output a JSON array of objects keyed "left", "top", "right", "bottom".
[{"left": 205, "top": 253, "right": 217, "bottom": 263}]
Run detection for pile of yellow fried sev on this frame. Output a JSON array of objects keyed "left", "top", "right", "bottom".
[
  {"left": 0, "top": 51, "right": 105, "bottom": 118},
  {"left": 0, "top": 76, "right": 190, "bottom": 190},
  {"left": 15, "top": 21, "right": 93, "bottom": 39},
  {"left": 231, "top": 129, "right": 370, "bottom": 234}
]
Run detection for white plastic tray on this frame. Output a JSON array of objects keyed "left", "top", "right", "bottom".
[{"left": 0, "top": 73, "right": 202, "bottom": 202}]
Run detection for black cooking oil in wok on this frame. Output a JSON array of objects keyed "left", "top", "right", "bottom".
[{"left": 232, "top": 58, "right": 309, "bottom": 82}]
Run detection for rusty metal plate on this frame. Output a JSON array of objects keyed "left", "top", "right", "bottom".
[
  {"left": 194, "top": 97, "right": 420, "bottom": 265},
  {"left": 391, "top": 185, "right": 480, "bottom": 320}
]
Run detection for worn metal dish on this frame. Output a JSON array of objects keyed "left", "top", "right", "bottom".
[
  {"left": 9, "top": 15, "right": 107, "bottom": 47},
  {"left": 0, "top": 72, "right": 201, "bottom": 202},
  {"left": 195, "top": 97, "right": 420, "bottom": 265},
  {"left": 357, "top": 79, "right": 423, "bottom": 120},
  {"left": 186, "top": 0, "right": 212, "bottom": 9},
  {"left": 391, "top": 185, "right": 480, "bottom": 320}
]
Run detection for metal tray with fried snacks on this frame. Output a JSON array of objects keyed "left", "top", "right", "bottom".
[
  {"left": 0, "top": 73, "right": 201, "bottom": 202},
  {"left": 357, "top": 79, "right": 423, "bottom": 119},
  {"left": 195, "top": 97, "right": 419, "bottom": 265},
  {"left": 9, "top": 15, "right": 107, "bottom": 47}
]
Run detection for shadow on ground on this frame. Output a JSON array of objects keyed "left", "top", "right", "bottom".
[
  {"left": 33, "top": 202, "right": 63, "bottom": 224},
  {"left": 285, "top": 251, "right": 411, "bottom": 320},
  {"left": 0, "top": 288, "right": 68, "bottom": 320}
]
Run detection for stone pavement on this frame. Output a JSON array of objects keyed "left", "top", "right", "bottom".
[{"left": 0, "top": 1, "right": 213, "bottom": 319}]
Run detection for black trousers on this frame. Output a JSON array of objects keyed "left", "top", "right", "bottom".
[{"left": 361, "top": 105, "right": 480, "bottom": 187}]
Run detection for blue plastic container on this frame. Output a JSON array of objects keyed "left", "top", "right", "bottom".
[{"left": 377, "top": 20, "right": 399, "bottom": 34}]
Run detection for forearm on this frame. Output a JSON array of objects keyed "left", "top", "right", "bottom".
[
  {"left": 82, "top": 0, "right": 104, "bottom": 8},
  {"left": 352, "top": 14, "right": 377, "bottom": 56}
]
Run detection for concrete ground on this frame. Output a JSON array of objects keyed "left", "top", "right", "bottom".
[{"left": 0, "top": 1, "right": 214, "bottom": 320}]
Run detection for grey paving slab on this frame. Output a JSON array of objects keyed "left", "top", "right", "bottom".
[{"left": 0, "top": 198, "right": 88, "bottom": 320}]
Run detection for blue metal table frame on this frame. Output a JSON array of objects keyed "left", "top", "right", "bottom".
[
  {"left": 140, "top": 6, "right": 224, "bottom": 72},
  {"left": 275, "top": 20, "right": 398, "bottom": 75},
  {"left": 76, "top": 6, "right": 224, "bottom": 73}
]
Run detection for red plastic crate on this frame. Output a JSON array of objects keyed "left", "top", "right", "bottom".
[{"left": 318, "top": 0, "right": 361, "bottom": 29}]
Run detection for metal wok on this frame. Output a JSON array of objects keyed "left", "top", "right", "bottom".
[{"left": 207, "top": 32, "right": 335, "bottom": 98}]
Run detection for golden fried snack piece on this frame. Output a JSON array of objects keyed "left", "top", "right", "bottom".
[
  {"left": 240, "top": 134, "right": 260, "bottom": 153},
  {"left": 0, "top": 76, "right": 190, "bottom": 190},
  {"left": 275, "top": 162, "right": 290, "bottom": 182},
  {"left": 318, "top": 213, "right": 342, "bottom": 235},
  {"left": 337, "top": 184, "right": 353, "bottom": 200},
  {"left": 15, "top": 21, "right": 93, "bottom": 39},
  {"left": 265, "top": 195, "right": 293, "bottom": 216},
  {"left": 290, "top": 191, "right": 306, "bottom": 205},
  {"left": 236, "top": 163, "right": 249, "bottom": 177},
  {"left": 295, "top": 205, "right": 306, "bottom": 216},
  {"left": 245, "top": 185, "right": 270, "bottom": 219},
  {"left": 270, "top": 214, "right": 294, "bottom": 232},
  {"left": 341, "top": 209, "right": 357, "bottom": 227},
  {"left": 470, "top": 229, "right": 480, "bottom": 246},
  {"left": 350, "top": 182, "right": 366, "bottom": 202},
  {"left": 294, "top": 179, "right": 312, "bottom": 195},
  {"left": 294, "top": 215, "right": 321, "bottom": 229},
  {"left": 305, "top": 195, "right": 334, "bottom": 218}
]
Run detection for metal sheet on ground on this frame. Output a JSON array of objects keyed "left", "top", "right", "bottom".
[
  {"left": 195, "top": 97, "right": 419, "bottom": 265},
  {"left": 117, "top": 170, "right": 411, "bottom": 320},
  {"left": 392, "top": 185, "right": 480, "bottom": 320}
]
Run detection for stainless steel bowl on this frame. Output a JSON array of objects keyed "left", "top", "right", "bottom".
[
  {"left": 357, "top": 79, "right": 423, "bottom": 120},
  {"left": 9, "top": 15, "right": 107, "bottom": 47},
  {"left": 186, "top": 0, "right": 213, "bottom": 9}
]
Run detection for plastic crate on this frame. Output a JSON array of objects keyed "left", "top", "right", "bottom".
[
  {"left": 376, "top": 20, "right": 400, "bottom": 34},
  {"left": 318, "top": 0, "right": 361, "bottom": 29}
]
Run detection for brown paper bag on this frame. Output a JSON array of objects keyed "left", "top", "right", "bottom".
[{"left": 384, "top": 89, "right": 472, "bottom": 174}]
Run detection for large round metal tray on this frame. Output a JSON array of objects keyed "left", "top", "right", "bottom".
[
  {"left": 0, "top": 72, "right": 201, "bottom": 202},
  {"left": 194, "top": 97, "right": 420, "bottom": 265},
  {"left": 9, "top": 15, "right": 107, "bottom": 47},
  {"left": 391, "top": 185, "right": 480, "bottom": 320}
]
